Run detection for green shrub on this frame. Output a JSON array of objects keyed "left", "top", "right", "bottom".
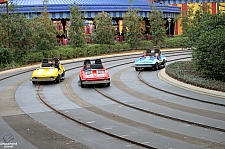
[
  {"left": 166, "top": 61, "right": 225, "bottom": 92},
  {"left": 0, "top": 48, "right": 14, "bottom": 66},
  {"left": 159, "top": 36, "right": 187, "bottom": 48},
  {"left": 25, "top": 51, "right": 44, "bottom": 63},
  {"left": 139, "top": 40, "right": 153, "bottom": 50},
  {"left": 113, "top": 43, "right": 123, "bottom": 52}
]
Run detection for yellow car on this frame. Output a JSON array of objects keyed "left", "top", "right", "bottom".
[{"left": 30, "top": 58, "right": 65, "bottom": 84}]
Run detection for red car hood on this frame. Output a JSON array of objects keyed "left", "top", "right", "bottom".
[{"left": 80, "top": 69, "right": 110, "bottom": 81}]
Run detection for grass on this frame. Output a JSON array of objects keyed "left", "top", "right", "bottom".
[{"left": 165, "top": 61, "right": 225, "bottom": 92}]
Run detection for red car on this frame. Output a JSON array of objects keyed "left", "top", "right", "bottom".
[{"left": 79, "top": 59, "right": 110, "bottom": 87}]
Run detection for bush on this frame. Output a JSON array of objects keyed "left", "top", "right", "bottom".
[
  {"left": 159, "top": 36, "right": 188, "bottom": 48},
  {"left": 139, "top": 40, "right": 153, "bottom": 50},
  {"left": 0, "top": 42, "right": 148, "bottom": 70},
  {"left": 0, "top": 48, "right": 14, "bottom": 67},
  {"left": 182, "top": 8, "right": 225, "bottom": 81},
  {"left": 23, "top": 51, "right": 44, "bottom": 63},
  {"left": 166, "top": 61, "right": 225, "bottom": 92}
]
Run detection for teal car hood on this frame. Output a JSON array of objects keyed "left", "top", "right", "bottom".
[{"left": 134, "top": 56, "right": 156, "bottom": 64}]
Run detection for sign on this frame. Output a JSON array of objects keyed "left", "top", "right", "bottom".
[
  {"left": 0, "top": 0, "right": 7, "bottom": 4},
  {"left": 3, "top": 133, "right": 14, "bottom": 143},
  {"left": 0, "top": 133, "right": 18, "bottom": 148}
]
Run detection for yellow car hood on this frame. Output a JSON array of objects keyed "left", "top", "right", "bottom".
[{"left": 32, "top": 68, "right": 58, "bottom": 77}]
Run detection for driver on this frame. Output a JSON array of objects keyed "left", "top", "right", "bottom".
[
  {"left": 50, "top": 59, "right": 56, "bottom": 67},
  {"left": 155, "top": 53, "right": 159, "bottom": 60}
]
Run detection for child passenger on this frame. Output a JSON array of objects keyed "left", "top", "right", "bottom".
[{"left": 84, "top": 63, "right": 91, "bottom": 71}]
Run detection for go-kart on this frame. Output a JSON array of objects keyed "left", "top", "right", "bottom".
[
  {"left": 132, "top": 49, "right": 166, "bottom": 71},
  {"left": 79, "top": 59, "right": 110, "bottom": 87},
  {"left": 30, "top": 58, "right": 65, "bottom": 84}
]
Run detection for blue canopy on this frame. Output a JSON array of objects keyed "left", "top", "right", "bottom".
[{"left": 5, "top": 0, "right": 181, "bottom": 18}]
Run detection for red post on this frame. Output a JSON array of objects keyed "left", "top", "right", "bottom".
[
  {"left": 172, "top": 4, "right": 178, "bottom": 35},
  {"left": 212, "top": 2, "right": 217, "bottom": 14}
]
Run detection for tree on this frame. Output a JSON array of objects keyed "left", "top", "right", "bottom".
[
  {"left": 0, "top": 3, "right": 56, "bottom": 52},
  {"left": 31, "top": 6, "right": 56, "bottom": 51},
  {"left": 0, "top": 3, "right": 34, "bottom": 51},
  {"left": 183, "top": 3, "right": 225, "bottom": 81},
  {"left": 180, "top": 4, "right": 194, "bottom": 34},
  {"left": 123, "top": 8, "right": 143, "bottom": 48},
  {"left": 69, "top": 2, "right": 86, "bottom": 47},
  {"left": 148, "top": 4, "right": 166, "bottom": 46},
  {"left": 93, "top": 11, "right": 115, "bottom": 44}
]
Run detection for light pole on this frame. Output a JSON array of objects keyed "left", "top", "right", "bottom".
[{"left": 167, "top": 17, "right": 171, "bottom": 37}]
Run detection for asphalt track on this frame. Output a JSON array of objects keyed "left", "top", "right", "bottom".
[{"left": 0, "top": 49, "right": 225, "bottom": 149}]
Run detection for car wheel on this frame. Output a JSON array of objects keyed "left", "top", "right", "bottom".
[
  {"left": 32, "top": 81, "right": 36, "bottom": 85},
  {"left": 135, "top": 67, "right": 138, "bottom": 71},
  {"left": 61, "top": 71, "right": 65, "bottom": 80},
  {"left": 81, "top": 82, "right": 85, "bottom": 88},
  {"left": 163, "top": 59, "right": 166, "bottom": 67},
  {"left": 154, "top": 63, "right": 159, "bottom": 71},
  {"left": 55, "top": 75, "right": 60, "bottom": 84},
  {"left": 106, "top": 82, "right": 110, "bottom": 87},
  {"left": 80, "top": 77, "right": 85, "bottom": 88}
]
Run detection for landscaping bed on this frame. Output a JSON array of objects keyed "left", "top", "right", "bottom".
[{"left": 165, "top": 61, "right": 225, "bottom": 92}]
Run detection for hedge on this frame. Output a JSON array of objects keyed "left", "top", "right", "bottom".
[{"left": 0, "top": 37, "right": 183, "bottom": 69}]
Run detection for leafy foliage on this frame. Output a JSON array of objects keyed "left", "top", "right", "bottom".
[
  {"left": 166, "top": 61, "right": 225, "bottom": 92},
  {"left": 148, "top": 4, "right": 166, "bottom": 46},
  {"left": 69, "top": 2, "right": 86, "bottom": 47},
  {"left": 159, "top": 36, "right": 188, "bottom": 48},
  {"left": 93, "top": 11, "right": 115, "bottom": 44},
  {"left": 180, "top": 4, "right": 195, "bottom": 33},
  {"left": 183, "top": 4, "right": 225, "bottom": 81},
  {"left": 0, "top": 48, "right": 14, "bottom": 67},
  {"left": 30, "top": 7, "right": 56, "bottom": 51},
  {"left": 123, "top": 8, "right": 143, "bottom": 48},
  {"left": 0, "top": 4, "right": 56, "bottom": 52},
  {"left": 0, "top": 3, "right": 34, "bottom": 51}
]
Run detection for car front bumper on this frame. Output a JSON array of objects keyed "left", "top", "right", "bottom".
[
  {"left": 81, "top": 80, "right": 110, "bottom": 85},
  {"left": 131, "top": 64, "right": 153, "bottom": 68},
  {"left": 30, "top": 78, "right": 55, "bottom": 82}
]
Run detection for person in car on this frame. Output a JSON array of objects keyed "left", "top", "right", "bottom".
[
  {"left": 141, "top": 51, "right": 147, "bottom": 57},
  {"left": 84, "top": 63, "right": 91, "bottom": 71},
  {"left": 155, "top": 53, "right": 160, "bottom": 60},
  {"left": 50, "top": 59, "right": 56, "bottom": 67}
]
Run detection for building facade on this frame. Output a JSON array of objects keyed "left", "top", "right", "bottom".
[
  {"left": 1, "top": 0, "right": 180, "bottom": 36},
  {"left": 156, "top": 0, "right": 225, "bottom": 35}
]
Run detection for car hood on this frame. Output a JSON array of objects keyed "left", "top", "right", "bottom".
[
  {"left": 81, "top": 69, "right": 109, "bottom": 80},
  {"left": 32, "top": 68, "right": 58, "bottom": 77},
  {"left": 134, "top": 57, "right": 156, "bottom": 64}
]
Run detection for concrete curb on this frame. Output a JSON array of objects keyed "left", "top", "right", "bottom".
[{"left": 158, "top": 68, "right": 225, "bottom": 99}]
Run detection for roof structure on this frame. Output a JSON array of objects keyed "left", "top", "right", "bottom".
[
  {"left": 157, "top": 0, "right": 224, "bottom": 4},
  {"left": 4, "top": 0, "right": 181, "bottom": 18}
]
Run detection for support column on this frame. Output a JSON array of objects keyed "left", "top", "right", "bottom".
[{"left": 212, "top": 2, "right": 217, "bottom": 14}]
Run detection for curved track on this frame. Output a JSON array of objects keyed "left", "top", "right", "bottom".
[{"left": 0, "top": 49, "right": 225, "bottom": 149}]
